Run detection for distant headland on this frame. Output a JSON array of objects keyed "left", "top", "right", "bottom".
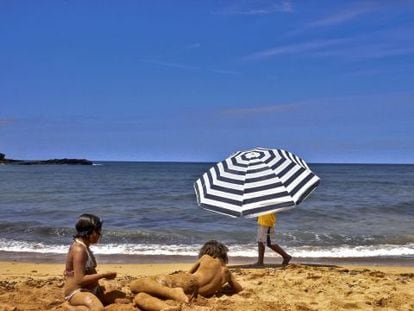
[{"left": 0, "top": 152, "right": 93, "bottom": 165}]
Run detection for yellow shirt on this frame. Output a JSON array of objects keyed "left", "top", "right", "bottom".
[{"left": 257, "top": 213, "right": 277, "bottom": 228}]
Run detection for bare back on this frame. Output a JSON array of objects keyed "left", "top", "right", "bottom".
[{"left": 190, "top": 255, "right": 232, "bottom": 297}]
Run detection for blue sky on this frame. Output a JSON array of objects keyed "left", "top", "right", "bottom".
[{"left": 1, "top": 1, "right": 413, "bottom": 163}]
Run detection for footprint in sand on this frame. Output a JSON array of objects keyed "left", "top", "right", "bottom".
[
  {"left": 247, "top": 273, "right": 265, "bottom": 280},
  {"left": 238, "top": 290, "right": 253, "bottom": 298},
  {"left": 342, "top": 302, "right": 359, "bottom": 309},
  {"left": 306, "top": 274, "right": 322, "bottom": 280},
  {"left": 368, "top": 271, "right": 386, "bottom": 278}
]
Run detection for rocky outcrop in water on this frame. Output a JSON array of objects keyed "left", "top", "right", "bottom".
[{"left": 0, "top": 152, "right": 93, "bottom": 165}]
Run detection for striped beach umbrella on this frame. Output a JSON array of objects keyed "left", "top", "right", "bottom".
[{"left": 194, "top": 147, "right": 320, "bottom": 218}]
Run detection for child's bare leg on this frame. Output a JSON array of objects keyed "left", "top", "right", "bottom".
[
  {"left": 130, "top": 278, "right": 188, "bottom": 303},
  {"left": 269, "top": 244, "right": 291, "bottom": 265},
  {"left": 134, "top": 292, "right": 180, "bottom": 311},
  {"left": 67, "top": 292, "right": 105, "bottom": 311},
  {"left": 63, "top": 302, "right": 89, "bottom": 311}
]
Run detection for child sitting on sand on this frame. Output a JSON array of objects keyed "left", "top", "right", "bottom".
[
  {"left": 63, "top": 213, "right": 121, "bottom": 310},
  {"left": 130, "top": 240, "right": 243, "bottom": 311}
]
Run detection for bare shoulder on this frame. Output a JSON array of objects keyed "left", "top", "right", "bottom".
[
  {"left": 199, "top": 255, "right": 223, "bottom": 265},
  {"left": 71, "top": 243, "right": 85, "bottom": 253},
  {"left": 71, "top": 243, "right": 87, "bottom": 260},
  {"left": 197, "top": 254, "right": 212, "bottom": 264},
  {"left": 200, "top": 254, "right": 224, "bottom": 261}
]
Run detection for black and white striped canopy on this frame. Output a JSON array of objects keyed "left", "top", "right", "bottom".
[{"left": 194, "top": 147, "right": 320, "bottom": 218}]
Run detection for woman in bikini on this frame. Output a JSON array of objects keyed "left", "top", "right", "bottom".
[{"left": 64, "top": 214, "right": 118, "bottom": 311}]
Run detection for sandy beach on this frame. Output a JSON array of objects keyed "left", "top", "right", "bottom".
[{"left": 0, "top": 260, "right": 413, "bottom": 311}]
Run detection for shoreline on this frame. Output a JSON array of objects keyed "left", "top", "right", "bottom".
[
  {"left": 1, "top": 260, "right": 413, "bottom": 276},
  {"left": 1, "top": 250, "right": 413, "bottom": 266},
  {"left": 0, "top": 261, "right": 413, "bottom": 279}
]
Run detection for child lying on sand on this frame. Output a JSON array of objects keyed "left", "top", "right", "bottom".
[{"left": 130, "top": 240, "right": 243, "bottom": 311}]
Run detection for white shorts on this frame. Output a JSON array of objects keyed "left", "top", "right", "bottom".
[{"left": 257, "top": 225, "right": 275, "bottom": 245}]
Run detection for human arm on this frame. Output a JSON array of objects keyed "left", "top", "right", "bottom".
[
  {"left": 188, "top": 258, "right": 201, "bottom": 274},
  {"left": 226, "top": 269, "right": 243, "bottom": 293},
  {"left": 72, "top": 245, "right": 116, "bottom": 287}
]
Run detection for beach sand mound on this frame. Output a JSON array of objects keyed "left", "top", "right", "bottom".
[{"left": 0, "top": 264, "right": 413, "bottom": 311}]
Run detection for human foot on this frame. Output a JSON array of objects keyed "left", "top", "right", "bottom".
[
  {"left": 253, "top": 261, "right": 264, "bottom": 267},
  {"left": 282, "top": 255, "right": 292, "bottom": 265},
  {"left": 63, "top": 302, "right": 88, "bottom": 311}
]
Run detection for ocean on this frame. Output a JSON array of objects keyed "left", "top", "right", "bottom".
[{"left": 0, "top": 162, "right": 413, "bottom": 264}]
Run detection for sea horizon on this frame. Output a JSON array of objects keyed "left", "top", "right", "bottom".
[{"left": 2, "top": 153, "right": 414, "bottom": 166}]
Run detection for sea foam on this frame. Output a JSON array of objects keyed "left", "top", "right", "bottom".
[{"left": 1, "top": 238, "right": 413, "bottom": 258}]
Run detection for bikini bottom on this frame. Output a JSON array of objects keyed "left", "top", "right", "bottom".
[{"left": 65, "top": 285, "right": 103, "bottom": 302}]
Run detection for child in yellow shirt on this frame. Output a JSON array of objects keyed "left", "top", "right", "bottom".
[{"left": 256, "top": 213, "right": 291, "bottom": 266}]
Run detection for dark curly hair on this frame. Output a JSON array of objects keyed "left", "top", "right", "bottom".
[
  {"left": 74, "top": 214, "right": 103, "bottom": 238},
  {"left": 198, "top": 240, "right": 229, "bottom": 263}
]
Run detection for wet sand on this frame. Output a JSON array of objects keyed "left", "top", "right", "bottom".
[{"left": 0, "top": 260, "right": 413, "bottom": 311}]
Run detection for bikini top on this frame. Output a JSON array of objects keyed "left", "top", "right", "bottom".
[{"left": 64, "top": 239, "right": 97, "bottom": 277}]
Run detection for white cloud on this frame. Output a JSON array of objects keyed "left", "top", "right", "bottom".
[
  {"left": 223, "top": 103, "right": 299, "bottom": 116},
  {"left": 185, "top": 43, "right": 201, "bottom": 49},
  {"left": 213, "top": 0, "right": 292, "bottom": 16},
  {"left": 140, "top": 59, "right": 241, "bottom": 76},
  {"left": 139, "top": 59, "right": 200, "bottom": 71},
  {"left": 313, "top": 45, "right": 414, "bottom": 60},
  {"left": 0, "top": 119, "right": 15, "bottom": 126},
  {"left": 285, "top": 2, "right": 381, "bottom": 37},
  {"left": 309, "top": 4, "right": 380, "bottom": 27},
  {"left": 242, "top": 38, "right": 349, "bottom": 60},
  {"left": 243, "top": 20, "right": 414, "bottom": 62},
  {"left": 208, "top": 68, "right": 241, "bottom": 75}
]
